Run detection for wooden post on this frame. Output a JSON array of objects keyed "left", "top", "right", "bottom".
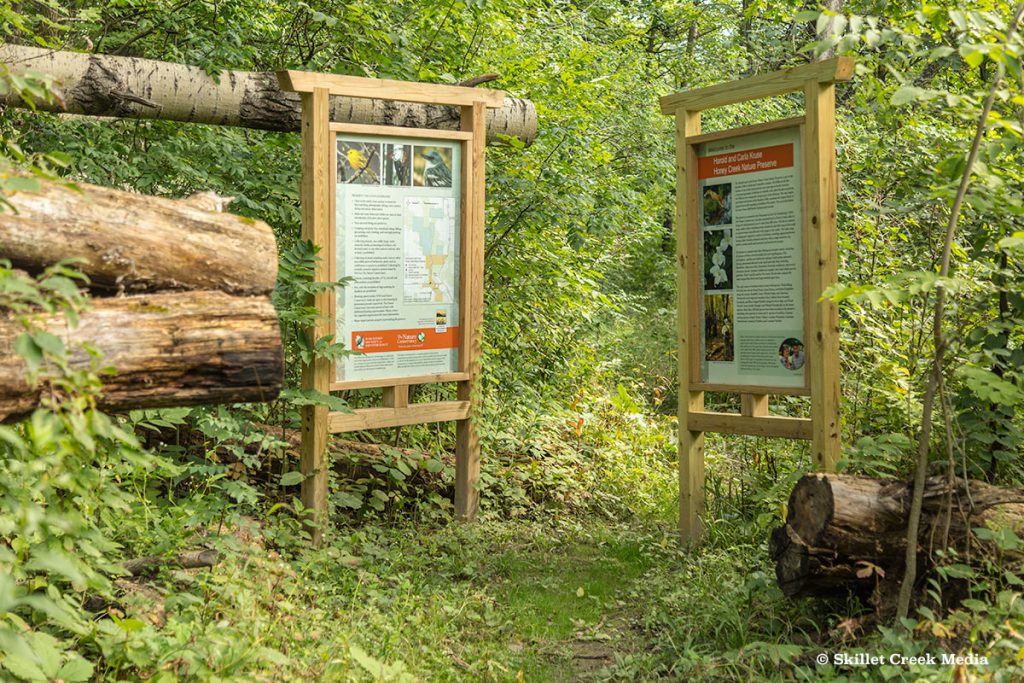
[
  {"left": 382, "top": 386, "right": 409, "bottom": 409},
  {"left": 804, "top": 81, "right": 842, "bottom": 472},
  {"left": 299, "top": 87, "right": 332, "bottom": 543},
  {"left": 455, "top": 101, "right": 486, "bottom": 522},
  {"left": 676, "top": 109, "right": 705, "bottom": 543},
  {"left": 741, "top": 394, "right": 769, "bottom": 417}
]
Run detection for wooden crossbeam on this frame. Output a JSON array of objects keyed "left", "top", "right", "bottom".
[
  {"left": 659, "top": 57, "right": 854, "bottom": 113},
  {"left": 687, "top": 411, "right": 813, "bottom": 440},
  {"left": 278, "top": 71, "right": 505, "bottom": 108},
  {"left": 328, "top": 401, "right": 470, "bottom": 433}
]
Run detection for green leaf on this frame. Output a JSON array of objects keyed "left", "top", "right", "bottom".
[
  {"left": 960, "top": 44, "right": 985, "bottom": 68},
  {"left": 14, "top": 333, "right": 43, "bottom": 369},
  {"left": 958, "top": 366, "right": 1023, "bottom": 405},
  {"left": 2, "top": 176, "right": 40, "bottom": 193},
  {"left": 32, "top": 331, "right": 64, "bottom": 357},
  {"left": 891, "top": 86, "right": 926, "bottom": 106},
  {"left": 2, "top": 654, "right": 47, "bottom": 682},
  {"left": 998, "top": 232, "right": 1024, "bottom": 250},
  {"left": 279, "top": 471, "right": 305, "bottom": 486}
]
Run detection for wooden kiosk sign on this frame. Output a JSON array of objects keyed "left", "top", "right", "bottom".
[
  {"left": 278, "top": 71, "right": 504, "bottom": 538},
  {"left": 659, "top": 57, "right": 853, "bottom": 541}
]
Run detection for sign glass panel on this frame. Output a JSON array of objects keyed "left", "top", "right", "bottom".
[
  {"left": 334, "top": 134, "right": 461, "bottom": 382},
  {"left": 695, "top": 125, "right": 804, "bottom": 388}
]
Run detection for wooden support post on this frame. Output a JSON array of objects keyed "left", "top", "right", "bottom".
[
  {"left": 455, "top": 101, "right": 486, "bottom": 522},
  {"left": 382, "top": 386, "right": 409, "bottom": 409},
  {"left": 299, "top": 87, "right": 332, "bottom": 543},
  {"left": 676, "top": 109, "right": 706, "bottom": 543},
  {"left": 741, "top": 393, "right": 769, "bottom": 417},
  {"left": 804, "top": 81, "right": 842, "bottom": 472}
]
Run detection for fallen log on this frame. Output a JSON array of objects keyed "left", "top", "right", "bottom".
[
  {"left": 2, "top": 179, "right": 277, "bottom": 295},
  {"left": 121, "top": 549, "right": 219, "bottom": 576},
  {"left": 0, "top": 44, "right": 538, "bottom": 145},
  {"left": 0, "top": 290, "right": 283, "bottom": 421},
  {"left": 772, "top": 474, "right": 1024, "bottom": 599}
]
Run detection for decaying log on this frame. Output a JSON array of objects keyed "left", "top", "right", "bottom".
[
  {"left": 0, "top": 44, "right": 538, "bottom": 145},
  {"left": 2, "top": 179, "right": 277, "bottom": 295},
  {"left": 772, "top": 474, "right": 1024, "bottom": 599},
  {"left": 0, "top": 290, "right": 283, "bottom": 421},
  {"left": 121, "top": 549, "right": 220, "bottom": 576}
]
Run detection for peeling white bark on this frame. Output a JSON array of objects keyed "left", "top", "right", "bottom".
[{"left": 1, "top": 44, "right": 537, "bottom": 144}]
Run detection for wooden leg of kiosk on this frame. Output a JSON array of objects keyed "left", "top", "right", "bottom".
[
  {"left": 455, "top": 101, "right": 486, "bottom": 522},
  {"left": 299, "top": 87, "right": 332, "bottom": 544},
  {"left": 680, "top": 392, "right": 706, "bottom": 542},
  {"left": 805, "top": 81, "right": 842, "bottom": 473},
  {"left": 675, "top": 108, "right": 705, "bottom": 543}
]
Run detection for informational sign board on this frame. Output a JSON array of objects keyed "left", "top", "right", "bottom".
[
  {"left": 333, "top": 134, "right": 462, "bottom": 383},
  {"left": 279, "top": 68, "right": 503, "bottom": 539},
  {"left": 660, "top": 56, "right": 853, "bottom": 542},
  {"left": 694, "top": 125, "right": 806, "bottom": 390}
]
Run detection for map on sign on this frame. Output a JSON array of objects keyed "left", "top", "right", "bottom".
[{"left": 404, "top": 197, "right": 457, "bottom": 304}]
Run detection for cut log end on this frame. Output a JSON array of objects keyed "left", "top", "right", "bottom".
[{"left": 787, "top": 473, "right": 834, "bottom": 546}]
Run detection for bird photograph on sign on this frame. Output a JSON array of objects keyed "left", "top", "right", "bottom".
[
  {"left": 337, "top": 140, "right": 381, "bottom": 184},
  {"left": 384, "top": 143, "right": 413, "bottom": 186},
  {"left": 414, "top": 146, "right": 454, "bottom": 187}
]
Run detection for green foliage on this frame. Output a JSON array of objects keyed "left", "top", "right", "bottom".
[{"left": 2, "top": 0, "right": 1024, "bottom": 678}]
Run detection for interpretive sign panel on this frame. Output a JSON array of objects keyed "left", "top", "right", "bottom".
[
  {"left": 693, "top": 124, "right": 806, "bottom": 391},
  {"left": 334, "top": 134, "right": 462, "bottom": 383}
]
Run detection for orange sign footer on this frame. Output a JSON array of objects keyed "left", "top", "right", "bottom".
[{"left": 351, "top": 327, "right": 459, "bottom": 353}]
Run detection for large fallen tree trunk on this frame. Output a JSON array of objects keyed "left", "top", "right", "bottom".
[
  {"left": 0, "top": 290, "right": 283, "bottom": 421},
  {"left": 0, "top": 44, "right": 538, "bottom": 145},
  {"left": 2, "top": 179, "right": 277, "bottom": 295},
  {"left": 771, "top": 474, "right": 1024, "bottom": 600}
]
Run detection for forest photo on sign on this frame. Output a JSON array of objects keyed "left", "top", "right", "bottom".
[{"left": 1, "top": 1, "right": 1023, "bottom": 681}]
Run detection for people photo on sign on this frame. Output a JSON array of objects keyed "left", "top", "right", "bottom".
[
  {"left": 337, "top": 140, "right": 381, "bottom": 184},
  {"left": 703, "top": 228, "right": 733, "bottom": 290},
  {"left": 702, "top": 182, "right": 732, "bottom": 226},
  {"left": 779, "top": 337, "right": 805, "bottom": 370},
  {"left": 704, "top": 294, "right": 734, "bottom": 362},
  {"left": 414, "top": 145, "right": 454, "bottom": 187},
  {"left": 384, "top": 144, "right": 413, "bottom": 186}
]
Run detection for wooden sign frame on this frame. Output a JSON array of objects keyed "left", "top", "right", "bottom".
[
  {"left": 278, "top": 71, "right": 504, "bottom": 541},
  {"left": 659, "top": 57, "right": 853, "bottom": 542}
]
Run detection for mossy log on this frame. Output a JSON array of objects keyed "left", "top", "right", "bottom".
[{"left": 0, "top": 290, "right": 283, "bottom": 421}]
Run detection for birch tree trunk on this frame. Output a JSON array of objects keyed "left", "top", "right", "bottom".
[{"left": 0, "top": 44, "right": 537, "bottom": 145}]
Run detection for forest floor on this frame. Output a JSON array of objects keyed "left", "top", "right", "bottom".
[{"left": 190, "top": 512, "right": 821, "bottom": 681}]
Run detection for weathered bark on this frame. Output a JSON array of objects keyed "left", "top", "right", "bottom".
[
  {"left": 0, "top": 44, "right": 538, "bottom": 145},
  {"left": 2, "top": 179, "right": 277, "bottom": 295},
  {"left": 772, "top": 474, "right": 1024, "bottom": 599},
  {"left": 770, "top": 524, "right": 867, "bottom": 597},
  {"left": 0, "top": 290, "right": 283, "bottom": 421},
  {"left": 121, "top": 549, "right": 219, "bottom": 576}
]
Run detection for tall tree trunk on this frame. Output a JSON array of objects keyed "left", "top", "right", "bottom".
[{"left": 0, "top": 44, "right": 537, "bottom": 145}]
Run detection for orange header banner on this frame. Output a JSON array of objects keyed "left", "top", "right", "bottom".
[
  {"left": 698, "top": 143, "right": 794, "bottom": 180},
  {"left": 352, "top": 327, "right": 459, "bottom": 354}
]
